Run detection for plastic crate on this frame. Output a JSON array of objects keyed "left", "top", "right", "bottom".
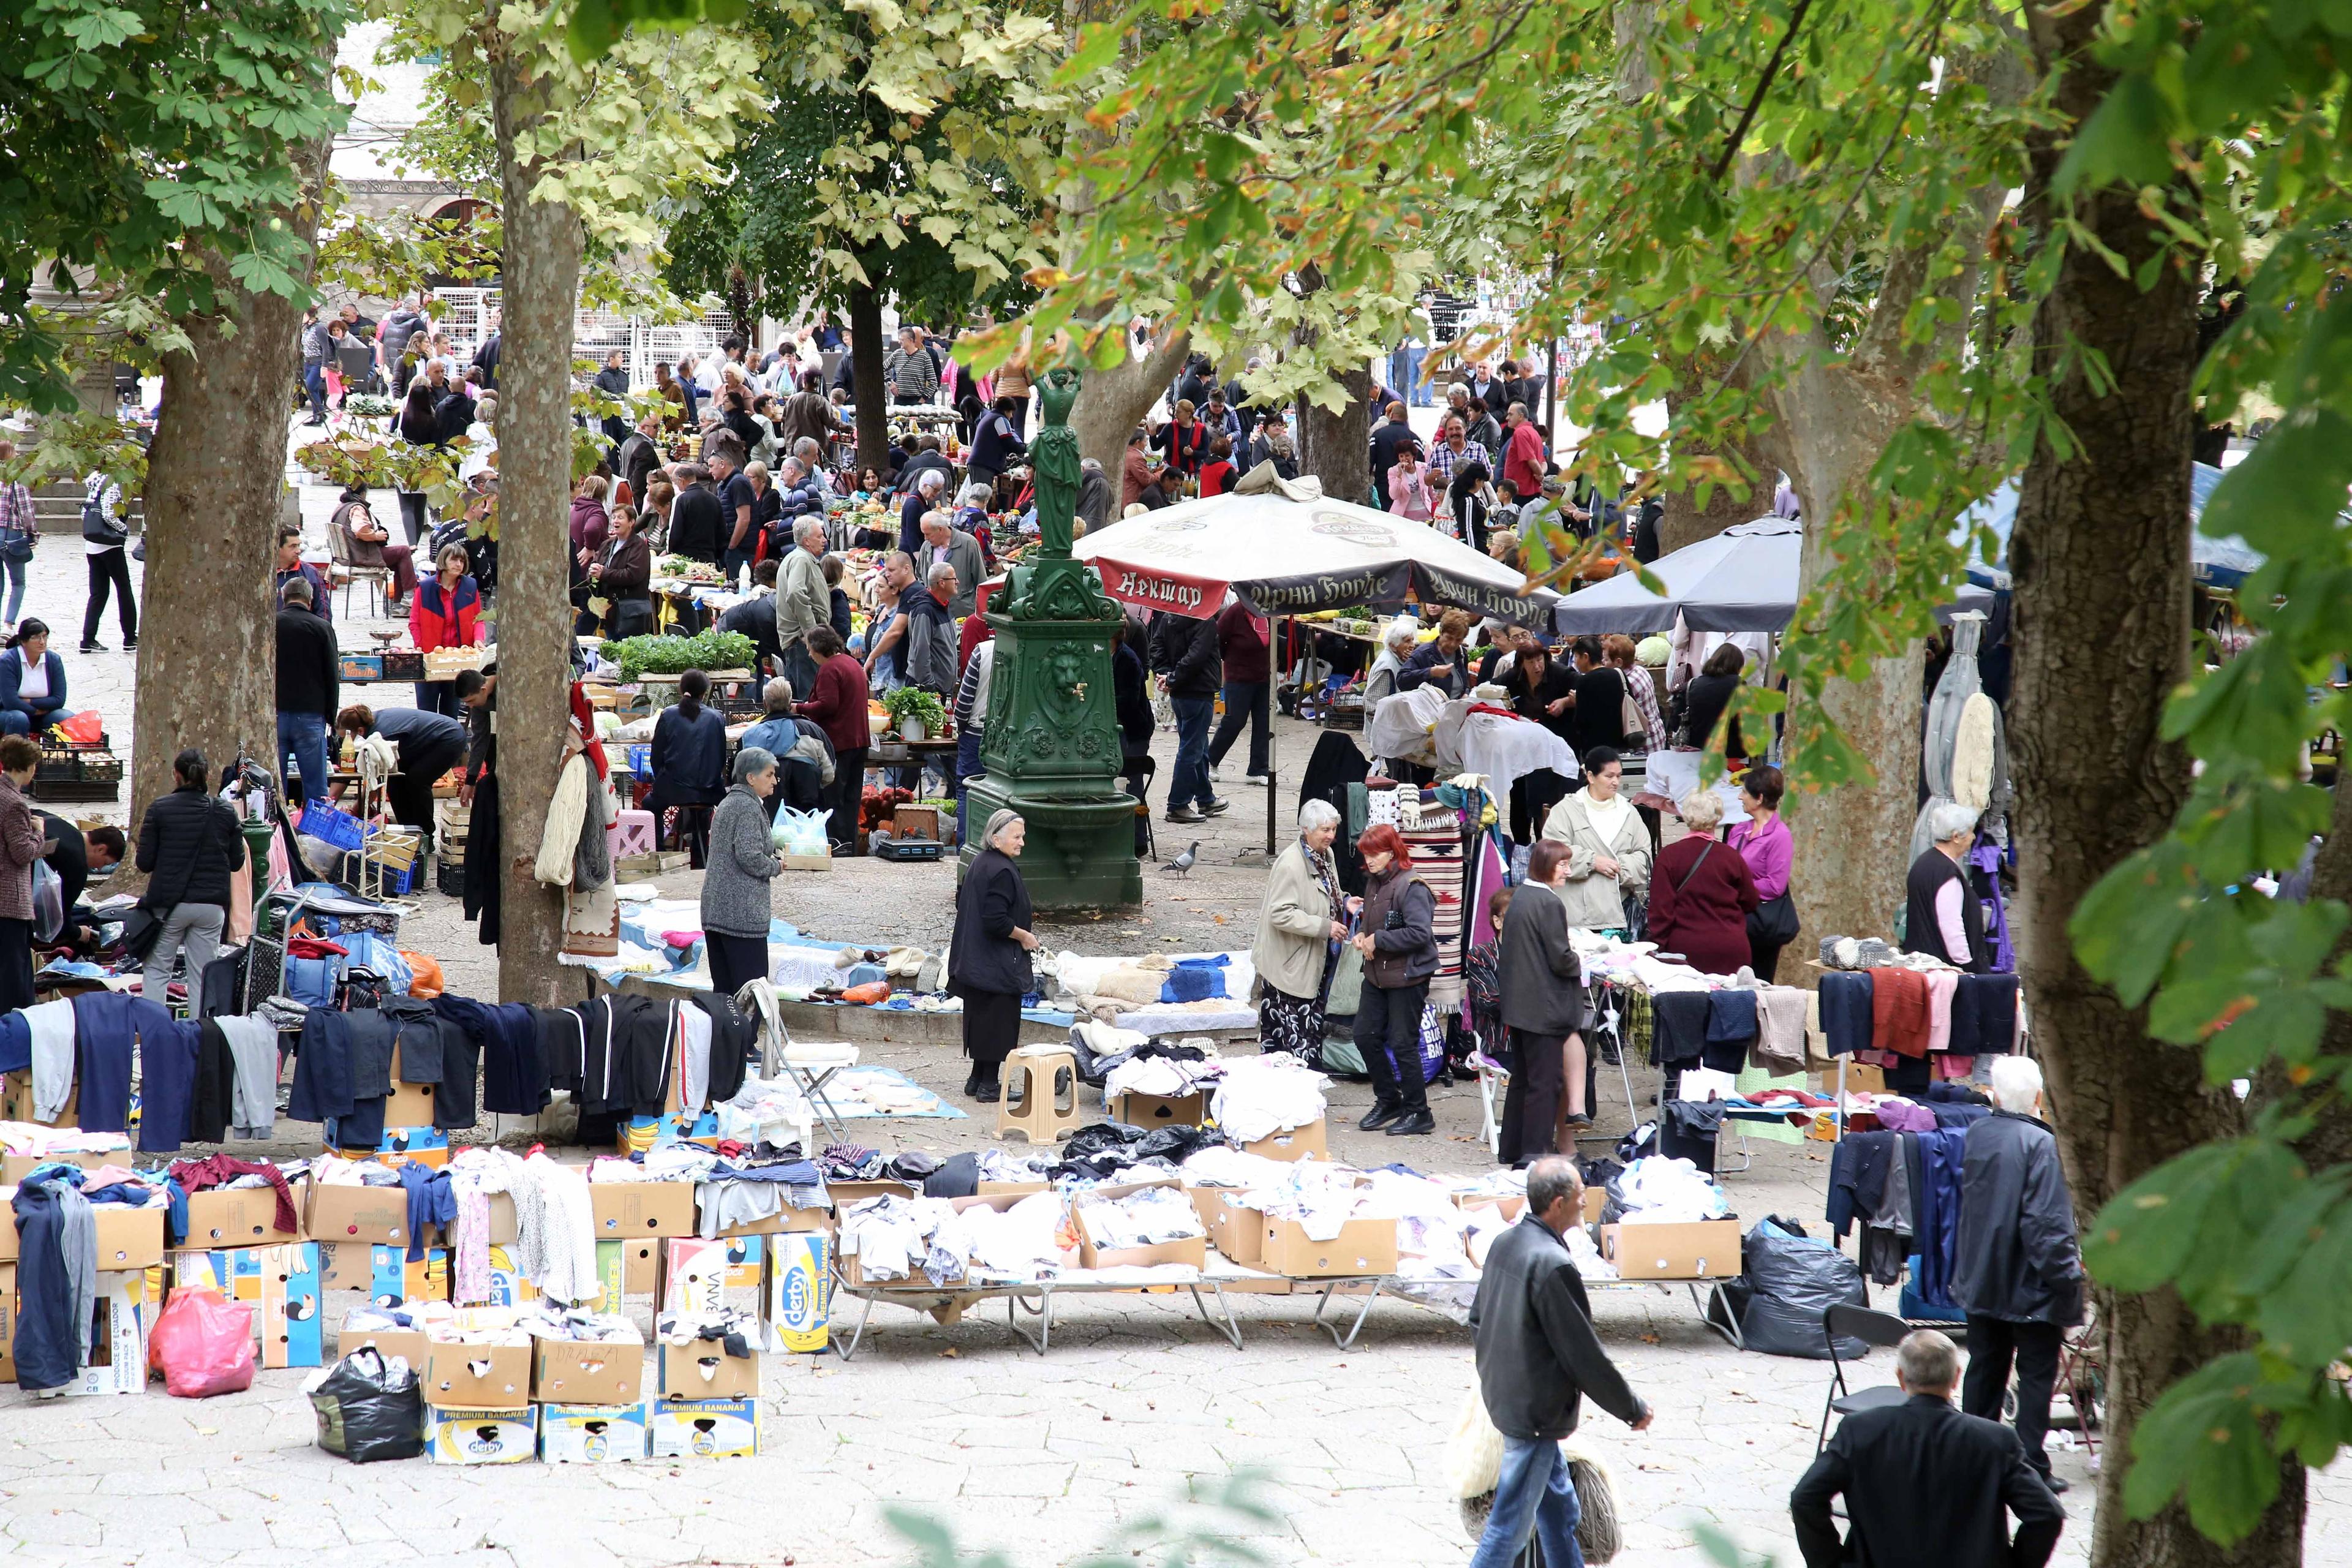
[
  {"left": 383, "top": 649, "right": 426, "bottom": 680},
  {"left": 435, "top": 859, "right": 466, "bottom": 897},
  {"left": 298, "top": 804, "right": 369, "bottom": 852},
  {"left": 339, "top": 653, "right": 385, "bottom": 680}
]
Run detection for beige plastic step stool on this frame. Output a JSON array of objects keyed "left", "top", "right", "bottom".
[{"left": 997, "top": 1044, "right": 1081, "bottom": 1144}]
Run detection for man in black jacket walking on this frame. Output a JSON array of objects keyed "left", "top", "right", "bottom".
[
  {"left": 274, "top": 578, "right": 339, "bottom": 807},
  {"left": 1954, "top": 1055, "right": 2086, "bottom": 1491},
  {"left": 1159, "top": 609, "right": 1224, "bottom": 824},
  {"left": 1792, "top": 1329, "right": 2065, "bottom": 1568},
  {"left": 1466, "top": 1158, "right": 1651, "bottom": 1568}
]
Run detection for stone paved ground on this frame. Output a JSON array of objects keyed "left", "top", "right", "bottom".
[{"left": 4, "top": 453, "right": 2347, "bottom": 1567}]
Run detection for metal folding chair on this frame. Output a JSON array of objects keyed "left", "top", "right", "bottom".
[{"left": 1817, "top": 1302, "right": 1913, "bottom": 1453}]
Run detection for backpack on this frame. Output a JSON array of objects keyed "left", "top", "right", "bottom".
[{"left": 80, "top": 477, "right": 127, "bottom": 548}]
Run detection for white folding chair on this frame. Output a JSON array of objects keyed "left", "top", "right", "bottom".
[{"left": 1472, "top": 1050, "right": 1510, "bottom": 1157}]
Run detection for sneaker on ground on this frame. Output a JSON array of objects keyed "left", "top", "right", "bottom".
[
  {"left": 1166, "top": 805, "right": 1206, "bottom": 824},
  {"left": 79, "top": 641, "right": 106, "bottom": 654},
  {"left": 1201, "top": 797, "right": 1231, "bottom": 816}
]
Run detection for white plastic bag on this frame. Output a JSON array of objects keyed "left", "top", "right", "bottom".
[
  {"left": 770, "top": 805, "right": 830, "bottom": 858},
  {"left": 1445, "top": 1384, "right": 1504, "bottom": 1500},
  {"left": 28, "top": 858, "right": 62, "bottom": 943}
]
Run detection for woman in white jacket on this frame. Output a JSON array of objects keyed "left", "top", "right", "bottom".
[{"left": 1539, "top": 747, "right": 1653, "bottom": 935}]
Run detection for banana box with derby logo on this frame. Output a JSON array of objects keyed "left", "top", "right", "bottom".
[{"left": 532, "top": 1310, "right": 650, "bottom": 1463}]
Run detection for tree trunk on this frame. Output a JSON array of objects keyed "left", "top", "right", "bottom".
[
  {"left": 489, "top": 55, "right": 586, "bottom": 1008},
  {"left": 133, "top": 133, "right": 334, "bottom": 827},
  {"left": 1071, "top": 330, "right": 1190, "bottom": 488},
  {"left": 2007, "top": 6, "right": 2304, "bottom": 1555},
  {"left": 1760, "top": 378, "right": 1924, "bottom": 971},
  {"left": 848, "top": 281, "right": 889, "bottom": 481},
  {"left": 1659, "top": 401, "right": 1776, "bottom": 556},
  {"left": 1297, "top": 369, "right": 1370, "bottom": 503}
]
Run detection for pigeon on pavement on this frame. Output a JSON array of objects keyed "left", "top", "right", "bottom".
[{"left": 1161, "top": 841, "right": 1200, "bottom": 876}]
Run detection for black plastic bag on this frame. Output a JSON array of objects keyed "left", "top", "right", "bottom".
[
  {"left": 1711, "top": 1215, "right": 1868, "bottom": 1359},
  {"left": 1060, "top": 1121, "right": 1147, "bottom": 1161},
  {"left": 309, "top": 1348, "right": 426, "bottom": 1463}
]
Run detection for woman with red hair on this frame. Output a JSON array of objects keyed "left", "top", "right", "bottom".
[{"left": 1349, "top": 823, "right": 1438, "bottom": 1136}]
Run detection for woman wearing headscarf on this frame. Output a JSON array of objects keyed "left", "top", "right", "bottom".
[
  {"left": 1540, "top": 746, "right": 1653, "bottom": 936},
  {"left": 1645, "top": 789, "right": 1759, "bottom": 974},
  {"left": 1251, "top": 799, "right": 1349, "bottom": 1060},
  {"left": 647, "top": 669, "right": 728, "bottom": 867},
  {"left": 702, "top": 747, "right": 783, "bottom": 997},
  {"left": 1497, "top": 839, "right": 1589, "bottom": 1163},
  {"left": 1351, "top": 823, "right": 1437, "bottom": 1137},
  {"left": 948, "top": 809, "right": 1038, "bottom": 1102}
]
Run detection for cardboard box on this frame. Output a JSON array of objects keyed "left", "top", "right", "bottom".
[
  {"left": 7, "top": 1205, "right": 172, "bottom": 1268},
  {"left": 1111, "top": 1090, "right": 1207, "bottom": 1127},
  {"left": 1600, "top": 1219, "right": 1743, "bottom": 1280},
  {"left": 1243, "top": 1118, "right": 1329, "bottom": 1163},
  {"left": 534, "top": 1336, "right": 645, "bottom": 1406},
  {"left": 1, "top": 1147, "right": 120, "bottom": 1185},
  {"left": 767, "top": 1232, "right": 832, "bottom": 1354},
  {"left": 660, "top": 1237, "right": 763, "bottom": 1316},
  {"left": 975, "top": 1180, "right": 1052, "bottom": 1197},
  {"left": 375, "top": 1128, "right": 451, "bottom": 1169},
  {"left": 0, "top": 1069, "right": 77, "bottom": 1127},
  {"left": 1260, "top": 1215, "right": 1397, "bottom": 1278},
  {"left": 647, "top": 1396, "right": 760, "bottom": 1458},
  {"left": 466, "top": 1245, "right": 538, "bottom": 1308},
  {"left": 1070, "top": 1189, "right": 1208, "bottom": 1272},
  {"left": 424, "top": 1406, "right": 538, "bottom": 1465},
  {"left": 778, "top": 853, "right": 832, "bottom": 872},
  {"left": 0, "top": 1261, "right": 16, "bottom": 1382},
  {"left": 58, "top": 1272, "right": 149, "bottom": 1396},
  {"left": 421, "top": 1336, "right": 534, "bottom": 1408},
  {"left": 307, "top": 1182, "right": 413, "bottom": 1247},
  {"left": 1191, "top": 1191, "right": 1265, "bottom": 1266},
  {"left": 827, "top": 1179, "right": 921, "bottom": 1205},
  {"left": 539, "top": 1401, "right": 650, "bottom": 1464},
  {"left": 593, "top": 1238, "right": 661, "bottom": 1311},
  {"left": 170, "top": 1243, "right": 322, "bottom": 1368},
  {"left": 590, "top": 1180, "right": 698, "bottom": 1240},
  {"left": 182, "top": 1182, "right": 307, "bottom": 1247},
  {"left": 658, "top": 1340, "right": 761, "bottom": 1401},
  {"left": 337, "top": 1308, "right": 429, "bottom": 1373},
  {"left": 709, "top": 1200, "right": 832, "bottom": 1239}
]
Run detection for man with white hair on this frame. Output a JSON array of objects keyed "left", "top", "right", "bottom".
[
  {"left": 899, "top": 467, "right": 948, "bottom": 554},
  {"left": 917, "top": 510, "right": 985, "bottom": 619},
  {"left": 1904, "top": 801, "right": 1990, "bottom": 972},
  {"left": 895, "top": 556, "right": 960, "bottom": 696},
  {"left": 1954, "top": 1055, "right": 2085, "bottom": 1493},
  {"left": 1792, "top": 1328, "right": 2064, "bottom": 1568},
  {"left": 776, "top": 517, "right": 832, "bottom": 694}
]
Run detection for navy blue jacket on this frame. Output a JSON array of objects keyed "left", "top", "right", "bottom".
[
  {"left": 0, "top": 649, "right": 68, "bottom": 726},
  {"left": 647, "top": 703, "right": 728, "bottom": 808}
]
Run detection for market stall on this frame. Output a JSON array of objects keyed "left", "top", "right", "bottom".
[{"left": 1074, "top": 467, "right": 1564, "bottom": 852}]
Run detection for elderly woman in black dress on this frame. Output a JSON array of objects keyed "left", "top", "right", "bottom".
[{"left": 949, "top": 808, "right": 1039, "bottom": 1102}]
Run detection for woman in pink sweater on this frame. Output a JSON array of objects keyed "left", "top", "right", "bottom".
[{"left": 1728, "top": 764, "right": 1794, "bottom": 979}]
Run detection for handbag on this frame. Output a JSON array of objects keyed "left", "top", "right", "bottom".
[
  {"left": 1749, "top": 889, "right": 1800, "bottom": 946},
  {"left": 80, "top": 486, "right": 127, "bottom": 548}
]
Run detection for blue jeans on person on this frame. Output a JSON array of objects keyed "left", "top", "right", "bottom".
[
  {"left": 277, "top": 710, "right": 330, "bottom": 807},
  {"left": 1469, "top": 1436, "right": 1585, "bottom": 1568},
  {"left": 303, "top": 364, "right": 328, "bottom": 420},
  {"left": 1169, "top": 694, "right": 1215, "bottom": 811},
  {"left": 722, "top": 546, "right": 753, "bottom": 589},
  {"left": 0, "top": 553, "right": 24, "bottom": 623}
]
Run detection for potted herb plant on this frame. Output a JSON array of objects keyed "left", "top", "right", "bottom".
[{"left": 883, "top": 686, "right": 948, "bottom": 743}]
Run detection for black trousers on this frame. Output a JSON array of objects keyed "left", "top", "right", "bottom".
[
  {"left": 1121, "top": 753, "right": 1152, "bottom": 854},
  {"left": 1961, "top": 1314, "right": 2064, "bottom": 1477},
  {"left": 1509, "top": 768, "right": 1569, "bottom": 844},
  {"left": 960, "top": 987, "right": 1022, "bottom": 1068},
  {"left": 0, "top": 916, "right": 31, "bottom": 1012},
  {"left": 1748, "top": 931, "right": 1787, "bottom": 983},
  {"left": 83, "top": 547, "right": 137, "bottom": 645},
  {"left": 1208, "top": 679, "right": 1270, "bottom": 774},
  {"left": 824, "top": 746, "right": 866, "bottom": 851},
  {"left": 1498, "top": 1028, "right": 1564, "bottom": 1166},
  {"left": 397, "top": 491, "right": 429, "bottom": 546},
  {"left": 1354, "top": 979, "right": 1430, "bottom": 1114},
  {"left": 388, "top": 739, "right": 467, "bottom": 846},
  {"left": 671, "top": 804, "right": 714, "bottom": 869},
  {"left": 705, "top": 932, "right": 769, "bottom": 999}
]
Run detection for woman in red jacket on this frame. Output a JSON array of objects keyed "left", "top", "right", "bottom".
[
  {"left": 410, "top": 543, "right": 482, "bottom": 716},
  {"left": 1644, "top": 788, "right": 1760, "bottom": 975}
]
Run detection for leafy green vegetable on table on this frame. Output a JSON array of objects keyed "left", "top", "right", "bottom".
[
  {"left": 598, "top": 629, "right": 758, "bottom": 682},
  {"left": 883, "top": 687, "right": 948, "bottom": 734}
]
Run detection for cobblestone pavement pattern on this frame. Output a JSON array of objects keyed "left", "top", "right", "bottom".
[{"left": 0, "top": 451, "right": 2343, "bottom": 1567}]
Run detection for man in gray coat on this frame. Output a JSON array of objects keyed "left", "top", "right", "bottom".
[
  {"left": 776, "top": 517, "right": 832, "bottom": 695},
  {"left": 916, "top": 510, "right": 986, "bottom": 619},
  {"left": 1954, "top": 1055, "right": 2086, "bottom": 1492},
  {"left": 1466, "top": 1157, "right": 1652, "bottom": 1568}
]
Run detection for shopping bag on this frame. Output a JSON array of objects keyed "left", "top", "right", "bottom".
[
  {"left": 148, "top": 1287, "right": 256, "bottom": 1398},
  {"left": 306, "top": 1348, "right": 426, "bottom": 1463},
  {"left": 770, "top": 805, "right": 831, "bottom": 858},
  {"left": 56, "top": 710, "right": 102, "bottom": 747},
  {"left": 29, "top": 858, "right": 62, "bottom": 943}
]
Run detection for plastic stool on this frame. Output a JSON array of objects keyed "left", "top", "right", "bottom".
[
  {"left": 998, "top": 1044, "right": 1081, "bottom": 1144},
  {"left": 609, "top": 808, "right": 657, "bottom": 859}
]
